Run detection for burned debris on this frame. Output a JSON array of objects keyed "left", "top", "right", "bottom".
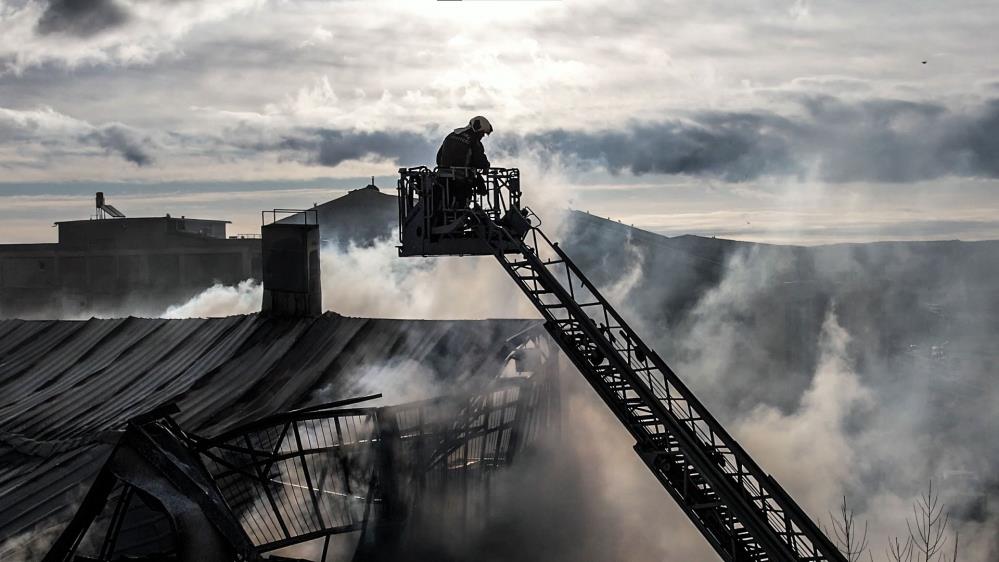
[
  {"left": 43, "top": 333, "right": 557, "bottom": 561},
  {"left": 0, "top": 314, "right": 558, "bottom": 562}
]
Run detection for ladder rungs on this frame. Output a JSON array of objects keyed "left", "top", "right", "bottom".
[
  {"left": 488, "top": 223, "right": 840, "bottom": 562},
  {"left": 691, "top": 501, "right": 723, "bottom": 510}
]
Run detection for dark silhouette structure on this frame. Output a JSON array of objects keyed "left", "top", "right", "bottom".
[
  {"left": 262, "top": 209, "right": 322, "bottom": 317},
  {"left": 434, "top": 116, "right": 493, "bottom": 215},
  {"left": 436, "top": 116, "right": 492, "bottom": 171},
  {"left": 0, "top": 193, "right": 261, "bottom": 318},
  {"left": 398, "top": 167, "right": 529, "bottom": 257},
  {"left": 397, "top": 166, "right": 848, "bottom": 562}
]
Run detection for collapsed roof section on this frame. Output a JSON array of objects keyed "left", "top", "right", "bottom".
[
  {"left": 0, "top": 312, "right": 545, "bottom": 560},
  {"left": 45, "top": 349, "right": 559, "bottom": 561}
]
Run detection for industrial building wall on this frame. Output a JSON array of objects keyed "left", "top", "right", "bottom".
[{"left": 0, "top": 245, "right": 260, "bottom": 318}]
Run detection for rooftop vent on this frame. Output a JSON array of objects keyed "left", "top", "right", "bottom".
[{"left": 95, "top": 192, "right": 125, "bottom": 219}]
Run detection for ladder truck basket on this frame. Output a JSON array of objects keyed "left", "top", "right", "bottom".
[{"left": 397, "top": 166, "right": 530, "bottom": 257}]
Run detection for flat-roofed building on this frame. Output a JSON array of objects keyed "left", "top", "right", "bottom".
[{"left": 0, "top": 210, "right": 261, "bottom": 318}]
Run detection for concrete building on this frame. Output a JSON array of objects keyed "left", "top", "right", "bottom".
[{"left": 0, "top": 195, "right": 261, "bottom": 319}]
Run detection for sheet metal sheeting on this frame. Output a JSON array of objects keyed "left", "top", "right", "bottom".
[{"left": 0, "top": 312, "right": 536, "bottom": 555}]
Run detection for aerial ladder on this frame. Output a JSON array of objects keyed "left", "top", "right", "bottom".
[{"left": 398, "top": 167, "right": 847, "bottom": 562}]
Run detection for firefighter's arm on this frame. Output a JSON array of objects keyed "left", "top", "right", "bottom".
[{"left": 470, "top": 141, "right": 490, "bottom": 169}]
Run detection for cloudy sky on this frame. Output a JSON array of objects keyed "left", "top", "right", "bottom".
[{"left": 1, "top": 0, "right": 997, "bottom": 243}]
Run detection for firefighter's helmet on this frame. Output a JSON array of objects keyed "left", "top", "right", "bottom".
[{"left": 468, "top": 115, "right": 493, "bottom": 135}]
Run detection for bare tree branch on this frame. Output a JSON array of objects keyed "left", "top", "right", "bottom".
[
  {"left": 905, "top": 480, "right": 951, "bottom": 562},
  {"left": 830, "top": 495, "right": 871, "bottom": 562},
  {"left": 886, "top": 535, "right": 914, "bottom": 562}
]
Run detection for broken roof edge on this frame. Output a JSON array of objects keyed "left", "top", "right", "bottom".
[{"left": 0, "top": 310, "right": 543, "bottom": 324}]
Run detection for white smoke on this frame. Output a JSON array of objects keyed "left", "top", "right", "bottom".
[
  {"left": 319, "top": 235, "right": 535, "bottom": 320},
  {"left": 160, "top": 279, "right": 262, "bottom": 319},
  {"left": 733, "top": 308, "right": 874, "bottom": 514},
  {"left": 161, "top": 152, "right": 576, "bottom": 321},
  {"left": 312, "top": 357, "right": 447, "bottom": 407},
  {"left": 618, "top": 241, "right": 997, "bottom": 561},
  {"left": 0, "top": 524, "right": 64, "bottom": 562},
  {"left": 146, "top": 158, "right": 996, "bottom": 560}
]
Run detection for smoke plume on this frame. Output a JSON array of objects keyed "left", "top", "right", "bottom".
[
  {"left": 161, "top": 279, "right": 261, "bottom": 319},
  {"left": 136, "top": 157, "right": 999, "bottom": 561}
]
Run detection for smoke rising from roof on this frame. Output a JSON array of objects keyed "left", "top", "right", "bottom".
[
  {"left": 601, "top": 236, "right": 999, "bottom": 560},
  {"left": 73, "top": 157, "right": 998, "bottom": 561},
  {"left": 161, "top": 279, "right": 261, "bottom": 319}
]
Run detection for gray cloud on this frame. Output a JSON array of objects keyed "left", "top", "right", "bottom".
[
  {"left": 3, "top": 95, "right": 998, "bottom": 182},
  {"left": 516, "top": 97, "right": 999, "bottom": 183},
  {"left": 798, "top": 96, "right": 999, "bottom": 182},
  {"left": 0, "top": 94, "right": 999, "bottom": 183},
  {"left": 35, "top": 0, "right": 130, "bottom": 37},
  {"left": 518, "top": 113, "right": 797, "bottom": 182},
  {"left": 255, "top": 129, "right": 436, "bottom": 168},
  {"left": 182, "top": 96, "right": 999, "bottom": 183},
  {"left": 82, "top": 124, "right": 153, "bottom": 166},
  {"left": 199, "top": 96, "right": 998, "bottom": 183},
  {"left": 312, "top": 129, "right": 434, "bottom": 167}
]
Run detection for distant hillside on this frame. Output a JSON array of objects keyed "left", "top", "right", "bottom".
[
  {"left": 308, "top": 189, "right": 998, "bottom": 421},
  {"left": 556, "top": 211, "right": 999, "bottom": 528},
  {"left": 563, "top": 210, "right": 999, "bottom": 400}
]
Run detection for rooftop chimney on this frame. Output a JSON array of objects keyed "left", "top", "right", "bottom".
[{"left": 260, "top": 210, "right": 321, "bottom": 317}]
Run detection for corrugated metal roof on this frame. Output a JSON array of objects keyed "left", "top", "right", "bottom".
[{"left": 0, "top": 312, "right": 537, "bottom": 555}]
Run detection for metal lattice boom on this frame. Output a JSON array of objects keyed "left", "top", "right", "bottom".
[{"left": 398, "top": 167, "right": 847, "bottom": 562}]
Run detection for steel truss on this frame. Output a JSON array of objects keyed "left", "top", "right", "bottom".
[
  {"left": 196, "top": 398, "right": 382, "bottom": 554},
  {"left": 43, "top": 410, "right": 258, "bottom": 562}
]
